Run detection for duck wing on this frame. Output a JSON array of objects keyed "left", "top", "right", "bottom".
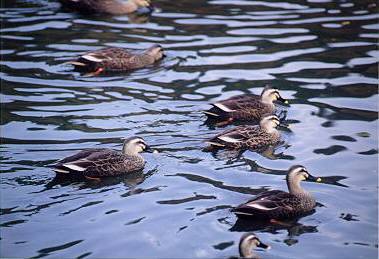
[
  {"left": 232, "top": 190, "right": 301, "bottom": 218},
  {"left": 212, "top": 94, "right": 261, "bottom": 113},
  {"left": 54, "top": 148, "right": 109, "bottom": 166},
  {"left": 206, "top": 125, "right": 259, "bottom": 148},
  {"left": 70, "top": 47, "right": 135, "bottom": 71},
  {"left": 205, "top": 94, "right": 271, "bottom": 120},
  {"left": 53, "top": 149, "right": 118, "bottom": 174}
]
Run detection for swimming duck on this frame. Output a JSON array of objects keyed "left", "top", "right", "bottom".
[
  {"left": 239, "top": 233, "right": 270, "bottom": 259},
  {"left": 205, "top": 115, "right": 282, "bottom": 151},
  {"left": 67, "top": 44, "right": 164, "bottom": 75},
  {"left": 203, "top": 86, "right": 288, "bottom": 124},
  {"left": 59, "top": 0, "right": 153, "bottom": 15},
  {"left": 232, "top": 165, "right": 322, "bottom": 219},
  {"left": 52, "top": 136, "right": 155, "bottom": 179}
]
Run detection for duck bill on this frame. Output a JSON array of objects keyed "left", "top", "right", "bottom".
[
  {"left": 144, "top": 145, "right": 156, "bottom": 153},
  {"left": 257, "top": 242, "right": 270, "bottom": 250},
  {"left": 279, "top": 122, "right": 290, "bottom": 129},
  {"left": 278, "top": 96, "right": 289, "bottom": 104},
  {"left": 307, "top": 174, "right": 322, "bottom": 183}
]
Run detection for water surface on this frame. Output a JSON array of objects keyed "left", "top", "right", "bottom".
[{"left": 1, "top": 0, "right": 378, "bottom": 258}]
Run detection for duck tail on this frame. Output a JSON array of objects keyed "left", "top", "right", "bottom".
[
  {"left": 64, "top": 61, "right": 87, "bottom": 67},
  {"left": 205, "top": 141, "right": 225, "bottom": 147},
  {"left": 202, "top": 110, "right": 219, "bottom": 117},
  {"left": 53, "top": 168, "right": 70, "bottom": 174},
  {"left": 203, "top": 141, "right": 225, "bottom": 152}
]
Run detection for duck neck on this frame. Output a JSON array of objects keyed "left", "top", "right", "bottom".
[
  {"left": 239, "top": 245, "right": 257, "bottom": 259},
  {"left": 141, "top": 52, "right": 156, "bottom": 64},
  {"left": 261, "top": 94, "right": 275, "bottom": 107},
  {"left": 122, "top": 145, "right": 141, "bottom": 157},
  {"left": 261, "top": 123, "right": 278, "bottom": 134},
  {"left": 287, "top": 178, "right": 308, "bottom": 196}
]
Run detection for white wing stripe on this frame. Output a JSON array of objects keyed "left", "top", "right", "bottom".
[
  {"left": 247, "top": 203, "right": 277, "bottom": 210},
  {"left": 63, "top": 164, "right": 86, "bottom": 172},
  {"left": 218, "top": 136, "right": 241, "bottom": 143},
  {"left": 214, "top": 103, "right": 235, "bottom": 112},
  {"left": 81, "top": 54, "right": 102, "bottom": 62}
]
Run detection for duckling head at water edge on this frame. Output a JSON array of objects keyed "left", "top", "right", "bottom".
[{"left": 239, "top": 232, "right": 270, "bottom": 258}]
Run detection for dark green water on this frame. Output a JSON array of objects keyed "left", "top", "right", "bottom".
[{"left": 1, "top": 0, "right": 378, "bottom": 258}]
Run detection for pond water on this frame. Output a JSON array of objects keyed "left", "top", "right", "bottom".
[{"left": 1, "top": 0, "right": 378, "bottom": 258}]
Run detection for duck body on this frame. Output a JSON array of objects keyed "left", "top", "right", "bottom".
[
  {"left": 59, "top": 0, "right": 152, "bottom": 15},
  {"left": 207, "top": 125, "right": 279, "bottom": 151},
  {"left": 205, "top": 94, "right": 274, "bottom": 122},
  {"left": 51, "top": 136, "right": 153, "bottom": 179},
  {"left": 206, "top": 115, "right": 281, "bottom": 151},
  {"left": 232, "top": 165, "right": 321, "bottom": 220},
  {"left": 68, "top": 44, "right": 164, "bottom": 74},
  {"left": 52, "top": 148, "right": 145, "bottom": 178},
  {"left": 203, "top": 87, "right": 287, "bottom": 123},
  {"left": 232, "top": 190, "right": 316, "bottom": 220}
]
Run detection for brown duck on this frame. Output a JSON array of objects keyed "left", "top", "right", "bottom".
[
  {"left": 232, "top": 165, "right": 322, "bottom": 220},
  {"left": 203, "top": 86, "right": 288, "bottom": 124},
  {"left": 205, "top": 115, "right": 282, "bottom": 151},
  {"left": 51, "top": 136, "right": 155, "bottom": 180},
  {"left": 67, "top": 44, "right": 164, "bottom": 75},
  {"left": 59, "top": 0, "right": 153, "bottom": 15}
]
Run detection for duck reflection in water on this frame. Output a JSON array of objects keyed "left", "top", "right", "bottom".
[
  {"left": 206, "top": 142, "right": 292, "bottom": 162},
  {"left": 44, "top": 167, "right": 157, "bottom": 190}
]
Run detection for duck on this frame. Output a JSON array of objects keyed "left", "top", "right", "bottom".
[
  {"left": 59, "top": 0, "right": 153, "bottom": 15},
  {"left": 51, "top": 136, "right": 155, "bottom": 180},
  {"left": 239, "top": 233, "right": 270, "bottom": 259},
  {"left": 203, "top": 86, "right": 288, "bottom": 124},
  {"left": 205, "top": 115, "right": 282, "bottom": 151},
  {"left": 67, "top": 44, "right": 164, "bottom": 75},
  {"left": 232, "top": 165, "right": 322, "bottom": 219}
]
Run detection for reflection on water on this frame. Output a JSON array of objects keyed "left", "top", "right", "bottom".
[{"left": 1, "top": 0, "right": 378, "bottom": 258}]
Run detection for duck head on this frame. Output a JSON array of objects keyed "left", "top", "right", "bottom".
[
  {"left": 261, "top": 85, "right": 288, "bottom": 105},
  {"left": 287, "top": 165, "right": 322, "bottom": 183},
  {"left": 287, "top": 165, "right": 322, "bottom": 194},
  {"left": 259, "top": 115, "right": 280, "bottom": 133},
  {"left": 239, "top": 232, "right": 270, "bottom": 258},
  {"left": 146, "top": 44, "right": 165, "bottom": 61},
  {"left": 122, "top": 136, "right": 155, "bottom": 155}
]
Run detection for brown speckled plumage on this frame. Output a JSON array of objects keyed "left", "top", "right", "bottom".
[
  {"left": 52, "top": 137, "right": 153, "bottom": 178},
  {"left": 232, "top": 165, "right": 321, "bottom": 219},
  {"left": 69, "top": 44, "right": 164, "bottom": 73},
  {"left": 204, "top": 86, "right": 287, "bottom": 123},
  {"left": 53, "top": 148, "right": 145, "bottom": 178},
  {"left": 206, "top": 115, "right": 281, "bottom": 151}
]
